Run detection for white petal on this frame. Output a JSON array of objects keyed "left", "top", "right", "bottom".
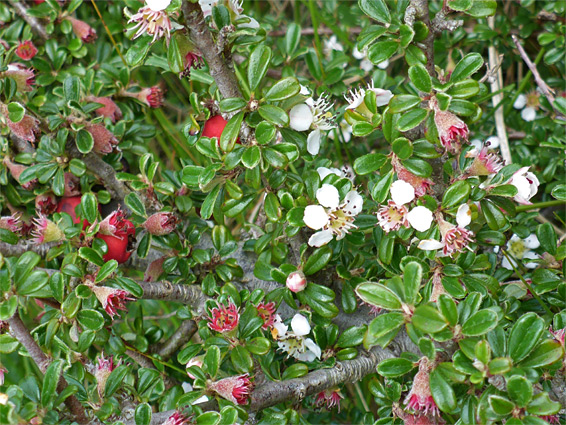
[
  {"left": 316, "top": 184, "right": 340, "bottom": 209},
  {"left": 485, "top": 136, "right": 500, "bottom": 149},
  {"left": 523, "top": 234, "right": 540, "bottom": 249},
  {"left": 418, "top": 239, "right": 444, "bottom": 250},
  {"left": 373, "top": 89, "right": 394, "bottom": 107},
  {"left": 289, "top": 104, "right": 313, "bottom": 131},
  {"left": 308, "top": 229, "right": 334, "bottom": 247},
  {"left": 317, "top": 167, "right": 340, "bottom": 181},
  {"left": 352, "top": 45, "right": 364, "bottom": 59},
  {"left": 521, "top": 107, "right": 536, "bottom": 122},
  {"left": 342, "top": 190, "right": 363, "bottom": 216},
  {"left": 239, "top": 16, "right": 260, "bottom": 29},
  {"left": 501, "top": 255, "right": 515, "bottom": 270},
  {"left": 291, "top": 314, "right": 311, "bottom": 336},
  {"left": 296, "top": 351, "right": 316, "bottom": 362},
  {"left": 511, "top": 175, "right": 533, "bottom": 201},
  {"left": 300, "top": 85, "right": 311, "bottom": 96},
  {"left": 390, "top": 180, "right": 415, "bottom": 206},
  {"left": 456, "top": 204, "right": 472, "bottom": 227},
  {"left": 182, "top": 382, "right": 192, "bottom": 393},
  {"left": 513, "top": 94, "right": 527, "bottom": 109},
  {"left": 194, "top": 395, "right": 209, "bottom": 404},
  {"left": 470, "top": 139, "right": 483, "bottom": 150},
  {"left": 524, "top": 251, "right": 541, "bottom": 269},
  {"left": 526, "top": 172, "right": 540, "bottom": 198},
  {"left": 272, "top": 315, "right": 288, "bottom": 337},
  {"left": 307, "top": 129, "right": 321, "bottom": 155},
  {"left": 305, "top": 338, "right": 322, "bottom": 359},
  {"left": 303, "top": 205, "right": 329, "bottom": 230},
  {"left": 146, "top": 0, "right": 171, "bottom": 11},
  {"left": 407, "top": 206, "right": 434, "bottom": 232},
  {"left": 361, "top": 59, "right": 374, "bottom": 72},
  {"left": 377, "top": 59, "right": 389, "bottom": 69}
]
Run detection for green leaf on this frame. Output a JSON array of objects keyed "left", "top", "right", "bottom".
[
  {"left": 0, "top": 297, "right": 18, "bottom": 321},
  {"left": 353, "top": 153, "right": 387, "bottom": 175},
  {"left": 507, "top": 375, "right": 533, "bottom": 408},
  {"left": 389, "top": 95, "right": 421, "bottom": 113},
  {"left": 205, "top": 345, "right": 221, "bottom": 378},
  {"left": 336, "top": 326, "right": 366, "bottom": 348},
  {"left": 135, "top": 403, "right": 152, "bottom": 425},
  {"left": 447, "top": 0, "right": 473, "bottom": 11},
  {"left": 450, "top": 53, "right": 484, "bottom": 82},
  {"left": 355, "top": 282, "right": 403, "bottom": 310},
  {"left": 442, "top": 181, "right": 471, "bottom": 209},
  {"left": 63, "top": 75, "right": 80, "bottom": 103},
  {"left": 489, "top": 395, "right": 515, "bottom": 416},
  {"left": 7, "top": 102, "right": 25, "bottom": 123},
  {"left": 241, "top": 146, "right": 261, "bottom": 169},
  {"left": 219, "top": 98, "right": 247, "bottom": 113},
  {"left": 480, "top": 199, "right": 506, "bottom": 230},
  {"left": 367, "top": 40, "right": 398, "bottom": 65},
  {"left": 430, "top": 368, "right": 456, "bottom": 413},
  {"left": 80, "top": 192, "right": 97, "bottom": 224},
  {"left": 223, "top": 194, "right": 255, "bottom": 217},
  {"left": 551, "top": 184, "right": 566, "bottom": 200},
  {"left": 219, "top": 111, "right": 244, "bottom": 152},
  {"left": 438, "top": 295, "right": 458, "bottom": 327},
  {"left": 526, "top": 393, "right": 561, "bottom": 416},
  {"left": 105, "top": 364, "right": 129, "bottom": 397},
  {"left": 231, "top": 346, "right": 254, "bottom": 373},
  {"left": 397, "top": 109, "right": 428, "bottom": 132},
  {"left": 75, "top": 129, "right": 94, "bottom": 154},
  {"left": 255, "top": 121, "right": 276, "bottom": 145},
  {"left": 367, "top": 312, "right": 405, "bottom": 341},
  {"left": 466, "top": 0, "right": 497, "bottom": 17},
  {"left": 246, "top": 337, "right": 271, "bottom": 355},
  {"left": 258, "top": 104, "right": 289, "bottom": 127},
  {"left": 41, "top": 360, "right": 63, "bottom": 408},
  {"left": 412, "top": 305, "right": 448, "bottom": 333},
  {"left": 377, "top": 358, "right": 415, "bottom": 377},
  {"left": 95, "top": 260, "right": 118, "bottom": 283},
  {"left": 282, "top": 363, "right": 309, "bottom": 380},
  {"left": 358, "top": 0, "right": 391, "bottom": 24},
  {"left": 265, "top": 77, "right": 300, "bottom": 101},
  {"left": 509, "top": 312, "right": 545, "bottom": 362},
  {"left": 536, "top": 223, "right": 557, "bottom": 256},
  {"left": 125, "top": 193, "right": 147, "bottom": 217},
  {"left": 409, "top": 64, "right": 432, "bottom": 93},
  {"left": 461, "top": 309, "right": 498, "bottom": 336},
  {"left": 196, "top": 412, "right": 221, "bottom": 425},
  {"left": 14, "top": 251, "right": 41, "bottom": 285},
  {"left": 285, "top": 22, "right": 301, "bottom": 56},
  {"left": 303, "top": 245, "right": 332, "bottom": 275},
  {"left": 77, "top": 309, "right": 105, "bottom": 331},
  {"left": 248, "top": 45, "right": 272, "bottom": 91},
  {"left": 126, "top": 39, "right": 151, "bottom": 66},
  {"left": 403, "top": 262, "right": 422, "bottom": 305},
  {"left": 264, "top": 193, "right": 281, "bottom": 222},
  {"left": 519, "top": 339, "right": 563, "bottom": 368},
  {"left": 167, "top": 36, "right": 183, "bottom": 74}
]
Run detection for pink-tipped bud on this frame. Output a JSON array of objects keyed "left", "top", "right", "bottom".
[
  {"left": 143, "top": 256, "right": 167, "bottom": 282},
  {"left": 65, "top": 16, "right": 97, "bottom": 43},
  {"left": 207, "top": 374, "right": 253, "bottom": 405},
  {"left": 95, "top": 354, "right": 117, "bottom": 398},
  {"left": 0, "top": 366, "right": 6, "bottom": 386},
  {"left": 15, "top": 40, "right": 38, "bottom": 60},
  {"left": 2, "top": 64, "right": 35, "bottom": 92},
  {"left": 35, "top": 193, "right": 58, "bottom": 215},
  {"left": 99, "top": 209, "right": 128, "bottom": 237},
  {"left": 404, "top": 358, "right": 440, "bottom": 417},
  {"left": 208, "top": 302, "right": 239, "bottom": 333},
  {"left": 90, "top": 285, "right": 135, "bottom": 319},
  {"left": 31, "top": 214, "right": 66, "bottom": 244},
  {"left": 432, "top": 104, "right": 469, "bottom": 153},
  {"left": 0, "top": 213, "right": 22, "bottom": 233},
  {"left": 86, "top": 95, "right": 122, "bottom": 123},
  {"left": 138, "top": 86, "right": 164, "bottom": 108},
  {"left": 3, "top": 157, "right": 37, "bottom": 190},
  {"left": 465, "top": 144, "right": 503, "bottom": 176},
  {"left": 162, "top": 411, "right": 191, "bottom": 425},
  {"left": 286, "top": 270, "right": 307, "bottom": 293},
  {"left": 85, "top": 123, "right": 119, "bottom": 155},
  {"left": 142, "top": 212, "right": 178, "bottom": 236}
]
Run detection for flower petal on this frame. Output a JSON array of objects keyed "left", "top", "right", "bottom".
[
  {"left": 291, "top": 314, "right": 311, "bottom": 336},
  {"left": 342, "top": 190, "right": 363, "bottom": 216},
  {"left": 305, "top": 338, "right": 322, "bottom": 359},
  {"left": 485, "top": 136, "right": 500, "bottom": 149},
  {"left": 513, "top": 94, "right": 527, "bottom": 109},
  {"left": 289, "top": 103, "right": 314, "bottom": 131},
  {"left": 456, "top": 204, "right": 472, "bottom": 227},
  {"left": 521, "top": 107, "right": 536, "bottom": 122},
  {"left": 407, "top": 206, "right": 434, "bottom": 232},
  {"left": 390, "top": 180, "right": 415, "bottom": 206},
  {"left": 418, "top": 239, "right": 444, "bottom": 250},
  {"left": 316, "top": 184, "right": 340, "bottom": 209},
  {"left": 523, "top": 234, "right": 540, "bottom": 249},
  {"left": 146, "top": 0, "right": 171, "bottom": 11},
  {"left": 307, "top": 129, "right": 322, "bottom": 155},
  {"left": 308, "top": 229, "right": 334, "bottom": 247},
  {"left": 317, "top": 167, "right": 341, "bottom": 181},
  {"left": 303, "top": 205, "right": 329, "bottom": 230}
]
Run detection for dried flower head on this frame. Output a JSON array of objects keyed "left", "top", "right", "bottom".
[
  {"left": 207, "top": 374, "right": 253, "bottom": 405},
  {"left": 90, "top": 285, "right": 135, "bottom": 318},
  {"left": 65, "top": 16, "right": 97, "bottom": 43},
  {"left": 15, "top": 40, "right": 38, "bottom": 60}
]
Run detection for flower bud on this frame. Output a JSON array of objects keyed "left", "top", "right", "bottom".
[
  {"left": 143, "top": 256, "right": 167, "bottom": 282},
  {"left": 3, "top": 157, "right": 37, "bottom": 190},
  {"left": 90, "top": 285, "right": 135, "bottom": 318},
  {"left": 162, "top": 411, "right": 191, "bottom": 425},
  {"left": 31, "top": 215, "right": 66, "bottom": 244},
  {"left": 2, "top": 64, "right": 35, "bottom": 92},
  {"left": 15, "top": 40, "right": 38, "bottom": 60},
  {"left": 85, "top": 96, "right": 122, "bottom": 123},
  {"left": 432, "top": 103, "right": 469, "bottom": 153},
  {"left": 95, "top": 354, "right": 117, "bottom": 398},
  {"left": 86, "top": 123, "right": 119, "bottom": 155},
  {"left": 142, "top": 212, "right": 178, "bottom": 236},
  {"left": 207, "top": 374, "right": 253, "bottom": 405},
  {"left": 35, "top": 193, "right": 58, "bottom": 215},
  {"left": 65, "top": 16, "right": 97, "bottom": 43},
  {"left": 286, "top": 270, "right": 307, "bottom": 293},
  {"left": 186, "top": 356, "right": 204, "bottom": 380}
]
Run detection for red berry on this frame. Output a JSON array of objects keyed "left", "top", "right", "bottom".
[
  {"left": 97, "top": 219, "right": 135, "bottom": 264},
  {"left": 202, "top": 115, "right": 240, "bottom": 145},
  {"left": 56, "top": 196, "right": 84, "bottom": 226}
]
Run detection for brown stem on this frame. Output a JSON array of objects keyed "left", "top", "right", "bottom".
[
  {"left": 7, "top": 314, "right": 90, "bottom": 424},
  {"left": 7, "top": 0, "right": 49, "bottom": 40},
  {"left": 154, "top": 320, "right": 197, "bottom": 360},
  {"left": 138, "top": 280, "right": 210, "bottom": 316},
  {"left": 0, "top": 241, "right": 58, "bottom": 257}
]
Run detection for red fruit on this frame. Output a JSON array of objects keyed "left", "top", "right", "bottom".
[
  {"left": 98, "top": 219, "right": 135, "bottom": 264},
  {"left": 202, "top": 115, "right": 240, "bottom": 145},
  {"left": 56, "top": 196, "right": 85, "bottom": 226}
]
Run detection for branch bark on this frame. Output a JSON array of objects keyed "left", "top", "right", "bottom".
[
  {"left": 153, "top": 319, "right": 197, "bottom": 360},
  {"left": 0, "top": 241, "right": 58, "bottom": 257},
  {"left": 7, "top": 0, "right": 49, "bottom": 41},
  {"left": 138, "top": 280, "right": 210, "bottom": 316},
  {"left": 7, "top": 314, "right": 90, "bottom": 424}
]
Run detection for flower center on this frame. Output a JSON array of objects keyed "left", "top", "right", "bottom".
[{"left": 509, "top": 239, "right": 527, "bottom": 258}]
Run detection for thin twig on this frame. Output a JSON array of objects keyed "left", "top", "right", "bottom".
[
  {"left": 7, "top": 0, "right": 49, "bottom": 40},
  {"left": 488, "top": 17, "right": 512, "bottom": 164},
  {"left": 511, "top": 34, "right": 565, "bottom": 119}
]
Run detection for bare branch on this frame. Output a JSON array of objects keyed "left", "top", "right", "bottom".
[
  {"left": 138, "top": 280, "right": 210, "bottom": 316},
  {"left": 153, "top": 319, "right": 197, "bottom": 360},
  {"left": 0, "top": 241, "right": 58, "bottom": 257},
  {"left": 7, "top": 314, "right": 90, "bottom": 424},
  {"left": 7, "top": 0, "right": 49, "bottom": 41}
]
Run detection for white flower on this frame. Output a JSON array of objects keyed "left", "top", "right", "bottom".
[
  {"left": 323, "top": 35, "right": 343, "bottom": 57},
  {"left": 502, "top": 234, "right": 541, "bottom": 270},
  {"left": 513, "top": 94, "right": 527, "bottom": 109},
  {"left": 456, "top": 204, "right": 471, "bottom": 227},
  {"left": 272, "top": 314, "right": 322, "bottom": 362},
  {"left": 344, "top": 87, "right": 366, "bottom": 110},
  {"left": 513, "top": 93, "right": 538, "bottom": 122},
  {"left": 307, "top": 129, "right": 322, "bottom": 155},
  {"left": 146, "top": 0, "right": 171, "bottom": 11},
  {"left": 406, "top": 206, "right": 434, "bottom": 232},
  {"left": 128, "top": 0, "right": 173, "bottom": 43},
  {"left": 390, "top": 180, "right": 415, "bottom": 206},
  {"left": 376, "top": 59, "right": 389, "bottom": 69},
  {"left": 509, "top": 167, "right": 539, "bottom": 204},
  {"left": 353, "top": 46, "right": 374, "bottom": 72},
  {"left": 289, "top": 103, "right": 313, "bottom": 131},
  {"left": 366, "top": 80, "right": 393, "bottom": 107},
  {"left": 290, "top": 96, "right": 336, "bottom": 155},
  {"left": 303, "top": 184, "right": 363, "bottom": 247},
  {"left": 317, "top": 165, "right": 354, "bottom": 182},
  {"left": 353, "top": 45, "right": 365, "bottom": 60},
  {"left": 300, "top": 85, "right": 311, "bottom": 96},
  {"left": 470, "top": 138, "right": 483, "bottom": 151}
]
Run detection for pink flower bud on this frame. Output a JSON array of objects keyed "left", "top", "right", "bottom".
[
  {"left": 95, "top": 354, "right": 117, "bottom": 398},
  {"left": 138, "top": 86, "right": 164, "bottom": 108},
  {"left": 86, "top": 123, "right": 119, "bottom": 155},
  {"left": 465, "top": 144, "right": 503, "bottom": 176},
  {"left": 2, "top": 64, "right": 35, "bottom": 92},
  {"left": 65, "top": 16, "right": 97, "bottom": 43},
  {"left": 3, "top": 157, "right": 37, "bottom": 190},
  {"left": 31, "top": 214, "right": 66, "bottom": 244},
  {"left": 286, "top": 270, "right": 307, "bottom": 293},
  {"left": 15, "top": 40, "right": 38, "bottom": 60},
  {"left": 0, "top": 213, "right": 22, "bottom": 233},
  {"left": 143, "top": 256, "right": 166, "bottom": 282},
  {"left": 186, "top": 356, "right": 204, "bottom": 379},
  {"left": 86, "top": 96, "right": 122, "bottom": 123},
  {"left": 433, "top": 104, "right": 469, "bottom": 153},
  {"left": 391, "top": 155, "right": 434, "bottom": 197},
  {"left": 142, "top": 212, "right": 178, "bottom": 236},
  {"left": 90, "top": 285, "right": 135, "bottom": 318},
  {"left": 207, "top": 374, "right": 253, "bottom": 405},
  {"left": 35, "top": 193, "right": 58, "bottom": 215},
  {"left": 162, "top": 411, "right": 191, "bottom": 425},
  {"left": 404, "top": 359, "right": 439, "bottom": 417},
  {"left": 207, "top": 302, "right": 239, "bottom": 333}
]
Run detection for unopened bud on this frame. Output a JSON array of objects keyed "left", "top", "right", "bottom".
[{"left": 286, "top": 270, "right": 307, "bottom": 293}]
